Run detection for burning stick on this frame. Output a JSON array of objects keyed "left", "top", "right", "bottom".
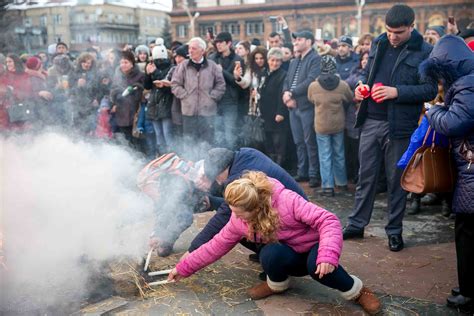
[
  {"left": 144, "top": 249, "right": 153, "bottom": 272},
  {"left": 148, "top": 269, "right": 172, "bottom": 277},
  {"left": 148, "top": 279, "right": 175, "bottom": 286}
]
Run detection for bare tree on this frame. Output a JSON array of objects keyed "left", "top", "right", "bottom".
[{"left": 0, "top": 1, "right": 25, "bottom": 53}]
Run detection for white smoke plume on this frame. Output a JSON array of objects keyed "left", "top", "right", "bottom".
[{"left": 0, "top": 132, "right": 154, "bottom": 313}]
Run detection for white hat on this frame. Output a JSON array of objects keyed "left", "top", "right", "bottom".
[
  {"left": 152, "top": 37, "right": 168, "bottom": 60},
  {"left": 48, "top": 43, "right": 57, "bottom": 55}
]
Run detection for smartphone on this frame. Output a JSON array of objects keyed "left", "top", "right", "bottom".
[
  {"left": 448, "top": 16, "right": 455, "bottom": 24},
  {"left": 269, "top": 16, "right": 277, "bottom": 22},
  {"left": 207, "top": 27, "right": 214, "bottom": 39}
]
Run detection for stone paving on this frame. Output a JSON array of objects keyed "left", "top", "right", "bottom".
[{"left": 77, "top": 184, "right": 466, "bottom": 315}]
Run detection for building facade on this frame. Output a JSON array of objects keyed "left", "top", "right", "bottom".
[
  {"left": 6, "top": 0, "right": 170, "bottom": 53},
  {"left": 170, "top": 0, "right": 473, "bottom": 44}
]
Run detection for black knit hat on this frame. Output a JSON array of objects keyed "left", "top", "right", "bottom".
[
  {"left": 204, "top": 148, "right": 234, "bottom": 180},
  {"left": 174, "top": 44, "right": 189, "bottom": 59},
  {"left": 320, "top": 55, "right": 337, "bottom": 75}
]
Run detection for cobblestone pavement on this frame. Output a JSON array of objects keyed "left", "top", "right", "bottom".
[{"left": 77, "top": 184, "right": 464, "bottom": 315}]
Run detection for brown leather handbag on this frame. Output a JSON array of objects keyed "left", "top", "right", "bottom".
[{"left": 401, "top": 127, "right": 456, "bottom": 194}]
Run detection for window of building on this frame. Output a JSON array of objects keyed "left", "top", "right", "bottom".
[
  {"left": 219, "top": 0, "right": 240, "bottom": 5},
  {"left": 177, "top": 24, "right": 188, "bottom": 38},
  {"left": 24, "top": 17, "right": 32, "bottom": 27},
  {"left": 75, "top": 13, "right": 85, "bottom": 24},
  {"left": 222, "top": 21, "right": 240, "bottom": 36},
  {"left": 53, "top": 14, "right": 62, "bottom": 25},
  {"left": 40, "top": 15, "right": 47, "bottom": 27},
  {"left": 246, "top": 21, "right": 264, "bottom": 35},
  {"left": 117, "top": 15, "right": 123, "bottom": 22},
  {"left": 108, "top": 13, "right": 115, "bottom": 23},
  {"left": 194, "top": 0, "right": 217, "bottom": 8},
  {"left": 271, "top": 21, "right": 283, "bottom": 33},
  {"left": 199, "top": 23, "right": 215, "bottom": 37},
  {"left": 128, "top": 15, "right": 134, "bottom": 24}
]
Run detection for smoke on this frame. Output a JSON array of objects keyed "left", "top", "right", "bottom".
[{"left": 0, "top": 131, "right": 154, "bottom": 313}]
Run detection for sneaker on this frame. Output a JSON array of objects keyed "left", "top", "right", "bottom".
[
  {"left": 321, "top": 188, "right": 335, "bottom": 197},
  {"left": 355, "top": 286, "right": 382, "bottom": 315}
]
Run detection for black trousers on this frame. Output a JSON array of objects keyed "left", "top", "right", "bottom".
[{"left": 455, "top": 213, "right": 474, "bottom": 298}]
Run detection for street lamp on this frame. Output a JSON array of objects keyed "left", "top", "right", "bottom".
[{"left": 355, "top": 0, "right": 365, "bottom": 36}]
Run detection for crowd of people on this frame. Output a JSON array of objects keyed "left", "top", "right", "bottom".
[{"left": 1, "top": 2, "right": 473, "bottom": 314}]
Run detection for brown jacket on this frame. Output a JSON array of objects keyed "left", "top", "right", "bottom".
[
  {"left": 308, "top": 76, "right": 353, "bottom": 135},
  {"left": 171, "top": 59, "right": 225, "bottom": 117}
]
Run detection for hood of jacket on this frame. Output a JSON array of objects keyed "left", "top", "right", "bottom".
[
  {"left": 419, "top": 35, "right": 474, "bottom": 89},
  {"left": 317, "top": 74, "right": 340, "bottom": 91}
]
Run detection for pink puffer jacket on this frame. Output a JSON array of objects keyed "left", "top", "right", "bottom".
[{"left": 176, "top": 178, "right": 343, "bottom": 277}]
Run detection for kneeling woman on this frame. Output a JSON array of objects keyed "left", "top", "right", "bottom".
[{"left": 168, "top": 171, "right": 381, "bottom": 314}]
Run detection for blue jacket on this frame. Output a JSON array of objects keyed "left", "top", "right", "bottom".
[
  {"left": 336, "top": 52, "right": 359, "bottom": 80},
  {"left": 283, "top": 48, "right": 321, "bottom": 112},
  {"left": 355, "top": 29, "right": 438, "bottom": 139},
  {"left": 189, "top": 147, "right": 306, "bottom": 251},
  {"left": 423, "top": 35, "right": 474, "bottom": 214}
]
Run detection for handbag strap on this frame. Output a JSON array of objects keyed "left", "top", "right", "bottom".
[{"left": 422, "top": 126, "right": 432, "bottom": 147}]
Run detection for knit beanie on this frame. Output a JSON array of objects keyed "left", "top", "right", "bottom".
[
  {"left": 135, "top": 44, "right": 150, "bottom": 56},
  {"left": 152, "top": 38, "right": 168, "bottom": 60},
  {"left": 26, "top": 56, "right": 42, "bottom": 70},
  {"left": 203, "top": 148, "right": 234, "bottom": 180},
  {"left": 174, "top": 44, "right": 189, "bottom": 58},
  {"left": 427, "top": 25, "right": 446, "bottom": 37},
  {"left": 320, "top": 55, "right": 337, "bottom": 75}
]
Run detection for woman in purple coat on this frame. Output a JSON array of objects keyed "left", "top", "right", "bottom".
[{"left": 168, "top": 171, "right": 381, "bottom": 315}]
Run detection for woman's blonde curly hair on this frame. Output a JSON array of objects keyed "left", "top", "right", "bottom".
[{"left": 224, "top": 171, "right": 280, "bottom": 242}]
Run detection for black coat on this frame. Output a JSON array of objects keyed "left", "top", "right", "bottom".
[
  {"left": 423, "top": 35, "right": 474, "bottom": 214},
  {"left": 144, "top": 60, "right": 173, "bottom": 120},
  {"left": 355, "top": 29, "right": 438, "bottom": 139},
  {"left": 259, "top": 67, "right": 289, "bottom": 132}
]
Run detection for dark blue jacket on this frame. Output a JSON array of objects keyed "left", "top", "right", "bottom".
[
  {"left": 282, "top": 48, "right": 321, "bottom": 111},
  {"left": 423, "top": 35, "right": 474, "bottom": 214},
  {"left": 355, "top": 29, "right": 438, "bottom": 139},
  {"left": 189, "top": 147, "right": 306, "bottom": 251},
  {"left": 336, "top": 52, "right": 359, "bottom": 80}
]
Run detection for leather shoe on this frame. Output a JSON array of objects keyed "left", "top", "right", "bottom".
[
  {"left": 342, "top": 226, "right": 364, "bottom": 240},
  {"left": 388, "top": 234, "right": 404, "bottom": 252},
  {"left": 309, "top": 177, "right": 320, "bottom": 188},
  {"left": 421, "top": 193, "right": 440, "bottom": 205},
  {"left": 452, "top": 287, "right": 460, "bottom": 296},
  {"left": 293, "top": 175, "right": 309, "bottom": 182},
  {"left": 447, "top": 294, "right": 473, "bottom": 313},
  {"left": 407, "top": 198, "right": 421, "bottom": 215}
]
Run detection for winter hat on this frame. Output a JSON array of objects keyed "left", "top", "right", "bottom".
[
  {"left": 174, "top": 44, "right": 189, "bottom": 58},
  {"left": 26, "top": 56, "right": 42, "bottom": 70},
  {"left": 135, "top": 44, "right": 150, "bottom": 56},
  {"left": 427, "top": 25, "right": 446, "bottom": 37},
  {"left": 338, "top": 35, "right": 353, "bottom": 47},
  {"left": 203, "top": 148, "right": 234, "bottom": 180},
  {"left": 152, "top": 38, "right": 168, "bottom": 60},
  {"left": 320, "top": 55, "right": 337, "bottom": 75}
]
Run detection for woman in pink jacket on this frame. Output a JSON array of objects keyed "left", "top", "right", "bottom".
[{"left": 168, "top": 171, "right": 381, "bottom": 315}]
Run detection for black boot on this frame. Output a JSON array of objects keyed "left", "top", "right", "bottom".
[
  {"left": 447, "top": 294, "right": 474, "bottom": 313},
  {"left": 441, "top": 200, "right": 452, "bottom": 217}
]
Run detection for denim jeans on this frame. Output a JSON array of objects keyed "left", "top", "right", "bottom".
[
  {"left": 259, "top": 243, "right": 354, "bottom": 292},
  {"left": 316, "top": 132, "right": 348, "bottom": 188},
  {"left": 152, "top": 118, "right": 173, "bottom": 150}
]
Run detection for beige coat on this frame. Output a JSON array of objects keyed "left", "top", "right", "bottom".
[
  {"left": 308, "top": 78, "right": 353, "bottom": 135},
  {"left": 171, "top": 59, "right": 226, "bottom": 117}
]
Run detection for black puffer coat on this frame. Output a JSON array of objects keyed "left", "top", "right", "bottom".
[
  {"left": 423, "top": 35, "right": 474, "bottom": 214},
  {"left": 259, "top": 67, "right": 289, "bottom": 132}
]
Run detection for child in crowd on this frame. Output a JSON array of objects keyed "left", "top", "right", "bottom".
[{"left": 168, "top": 171, "right": 381, "bottom": 315}]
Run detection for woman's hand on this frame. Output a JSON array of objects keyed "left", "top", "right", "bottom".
[
  {"left": 146, "top": 63, "right": 156, "bottom": 75},
  {"left": 315, "top": 262, "right": 335, "bottom": 279},
  {"left": 38, "top": 90, "right": 53, "bottom": 101},
  {"left": 167, "top": 267, "right": 184, "bottom": 283},
  {"left": 111, "top": 105, "right": 117, "bottom": 113},
  {"left": 233, "top": 63, "right": 242, "bottom": 80},
  {"left": 275, "top": 115, "right": 284, "bottom": 123}
]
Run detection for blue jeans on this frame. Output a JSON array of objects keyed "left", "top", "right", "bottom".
[
  {"left": 289, "top": 108, "right": 320, "bottom": 179},
  {"left": 152, "top": 118, "right": 173, "bottom": 150},
  {"left": 259, "top": 243, "right": 354, "bottom": 292},
  {"left": 316, "top": 132, "right": 348, "bottom": 188}
]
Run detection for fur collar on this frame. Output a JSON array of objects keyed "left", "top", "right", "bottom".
[{"left": 374, "top": 29, "right": 424, "bottom": 51}]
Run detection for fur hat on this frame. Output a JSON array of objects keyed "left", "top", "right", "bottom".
[
  {"left": 203, "top": 148, "right": 234, "bottom": 180},
  {"left": 152, "top": 38, "right": 168, "bottom": 60},
  {"left": 26, "top": 56, "right": 42, "bottom": 70},
  {"left": 135, "top": 45, "right": 150, "bottom": 56}
]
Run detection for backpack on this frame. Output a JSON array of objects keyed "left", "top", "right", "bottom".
[{"left": 137, "top": 153, "right": 199, "bottom": 201}]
